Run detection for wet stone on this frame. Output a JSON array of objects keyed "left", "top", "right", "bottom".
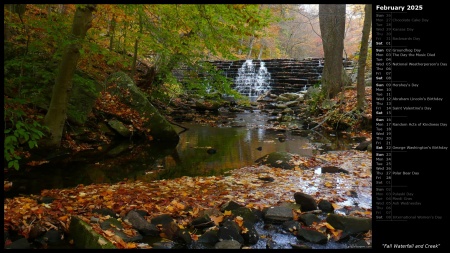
[
  {"left": 217, "top": 222, "right": 244, "bottom": 244},
  {"left": 215, "top": 240, "right": 242, "bottom": 249},
  {"left": 220, "top": 200, "right": 245, "bottom": 212},
  {"left": 232, "top": 207, "right": 263, "bottom": 224},
  {"left": 326, "top": 214, "right": 372, "bottom": 237},
  {"left": 294, "top": 192, "right": 318, "bottom": 211},
  {"left": 281, "top": 220, "right": 302, "bottom": 233},
  {"left": 255, "top": 152, "right": 294, "bottom": 170},
  {"left": 241, "top": 220, "right": 259, "bottom": 245},
  {"left": 290, "top": 243, "right": 313, "bottom": 249},
  {"left": 175, "top": 229, "right": 192, "bottom": 245},
  {"left": 6, "top": 237, "right": 31, "bottom": 249},
  {"left": 125, "top": 211, "right": 159, "bottom": 236},
  {"left": 100, "top": 217, "right": 123, "bottom": 230},
  {"left": 191, "top": 215, "right": 215, "bottom": 229},
  {"left": 296, "top": 229, "right": 328, "bottom": 244},
  {"left": 198, "top": 230, "right": 219, "bottom": 244},
  {"left": 152, "top": 241, "right": 176, "bottom": 249},
  {"left": 114, "top": 229, "right": 143, "bottom": 243},
  {"left": 318, "top": 199, "right": 335, "bottom": 213},
  {"left": 264, "top": 206, "right": 294, "bottom": 224},
  {"left": 150, "top": 214, "right": 175, "bottom": 225},
  {"left": 355, "top": 141, "right": 371, "bottom": 151},
  {"left": 298, "top": 213, "right": 321, "bottom": 226},
  {"left": 321, "top": 166, "right": 349, "bottom": 174},
  {"left": 43, "top": 229, "right": 64, "bottom": 245},
  {"left": 37, "top": 196, "right": 55, "bottom": 204},
  {"left": 92, "top": 208, "right": 117, "bottom": 218}
]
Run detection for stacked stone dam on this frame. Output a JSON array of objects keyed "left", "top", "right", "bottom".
[
  {"left": 208, "top": 58, "right": 323, "bottom": 95},
  {"left": 173, "top": 58, "right": 354, "bottom": 95}
]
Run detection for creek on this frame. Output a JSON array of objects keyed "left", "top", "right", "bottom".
[{"left": 4, "top": 110, "right": 358, "bottom": 199}]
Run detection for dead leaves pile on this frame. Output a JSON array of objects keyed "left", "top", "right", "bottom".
[
  {"left": 95, "top": 86, "right": 151, "bottom": 139},
  {"left": 332, "top": 86, "right": 372, "bottom": 118},
  {"left": 4, "top": 150, "right": 371, "bottom": 249}
]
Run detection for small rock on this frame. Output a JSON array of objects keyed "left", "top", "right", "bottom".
[
  {"left": 215, "top": 240, "right": 241, "bottom": 249},
  {"left": 321, "top": 166, "right": 349, "bottom": 174},
  {"left": 294, "top": 192, "right": 317, "bottom": 211},
  {"left": 296, "top": 229, "right": 328, "bottom": 244},
  {"left": 298, "top": 213, "right": 321, "bottom": 226},
  {"left": 6, "top": 238, "right": 31, "bottom": 249},
  {"left": 258, "top": 176, "right": 274, "bottom": 182},
  {"left": 318, "top": 199, "right": 334, "bottom": 213}
]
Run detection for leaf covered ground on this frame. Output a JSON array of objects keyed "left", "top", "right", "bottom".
[{"left": 4, "top": 149, "right": 371, "bottom": 249}]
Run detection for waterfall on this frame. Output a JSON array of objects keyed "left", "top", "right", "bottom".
[{"left": 234, "top": 59, "right": 272, "bottom": 97}]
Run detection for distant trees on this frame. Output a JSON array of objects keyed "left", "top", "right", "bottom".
[{"left": 4, "top": 4, "right": 370, "bottom": 159}]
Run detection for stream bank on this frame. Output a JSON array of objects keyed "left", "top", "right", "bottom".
[{"left": 4, "top": 86, "right": 372, "bottom": 249}]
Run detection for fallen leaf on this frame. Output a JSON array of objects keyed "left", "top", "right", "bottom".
[
  {"left": 324, "top": 182, "right": 333, "bottom": 188},
  {"left": 210, "top": 215, "right": 224, "bottom": 226},
  {"left": 98, "top": 238, "right": 108, "bottom": 246}
]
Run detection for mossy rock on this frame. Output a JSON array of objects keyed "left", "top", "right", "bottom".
[
  {"left": 104, "top": 72, "right": 179, "bottom": 144},
  {"left": 67, "top": 72, "right": 102, "bottom": 125},
  {"left": 69, "top": 216, "right": 116, "bottom": 249}
]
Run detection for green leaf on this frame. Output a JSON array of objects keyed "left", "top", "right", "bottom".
[
  {"left": 28, "top": 140, "right": 37, "bottom": 149},
  {"left": 13, "top": 160, "right": 20, "bottom": 170},
  {"left": 5, "top": 152, "right": 11, "bottom": 161},
  {"left": 8, "top": 160, "right": 20, "bottom": 170},
  {"left": 5, "top": 135, "right": 18, "bottom": 145}
]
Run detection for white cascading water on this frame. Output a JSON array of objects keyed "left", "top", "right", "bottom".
[{"left": 234, "top": 59, "right": 272, "bottom": 97}]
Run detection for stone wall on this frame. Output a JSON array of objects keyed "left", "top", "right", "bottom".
[{"left": 173, "top": 58, "right": 354, "bottom": 95}]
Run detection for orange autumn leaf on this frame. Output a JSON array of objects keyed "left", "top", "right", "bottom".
[
  {"left": 331, "top": 229, "right": 343, "bottom": 241},
  {"left": 191, "top": 234, "right": 199, "bottom": 241},
  {"left": 234, "top": 216, "right": 244, "bottom": 227},
  {"left": 324, "top": 222, "right": 335, "bottom": 231},
  {"left": 126, "top": 242, "right": 137, "bottom": 249},
  {"left": 113, "top": 235, "right": 127, "bottom": 248},
  {"left": 223, "top": 210, "right": 232, "bottom": 216},
  {"left": 103, "top": 230, "right": 115, "bottom": 237},
  {"left": 331, "top": 203, "right": 341, "bottom": 210},
  {"left": 58, "top": 215, "right": 69, "bottom": 222},
  {"left": 210, "top": 215, "right": 224, "bottom": 226}
]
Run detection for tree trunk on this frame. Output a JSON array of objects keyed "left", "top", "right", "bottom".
[
  {"left": 238, "top": 36, "right": 243, "bottom": 55},
  {"left": 247, "top": 36, "right": 255, "bottom": 59},
  {"left": 356, "top": 4, "right": 372, "bottom": 111},
  {"left": 131, "top": 12, "right": 143, "bottom": 78},
  {"left": 44, "top": 4, "right": 96, "bottom": 148},
  {"left": 258, "top": 44, "right": 264, "bottom": 60},
  {"left": 109, "top": 14, "right": 116, "bottom": 51},
  {"left": 319, "top": 4, "right": 346, "bottom": 99}
]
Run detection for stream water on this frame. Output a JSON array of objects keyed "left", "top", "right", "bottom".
[
  {"left": 4, "top": 110, "right": 357, "bottom": 199},
  {"left": 4, "top": 109, "right": 370, "bottom": 249}
]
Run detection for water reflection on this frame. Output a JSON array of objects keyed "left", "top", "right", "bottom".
[{"left": 5, "top": 113, "right": 356, "bottom": 198}]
